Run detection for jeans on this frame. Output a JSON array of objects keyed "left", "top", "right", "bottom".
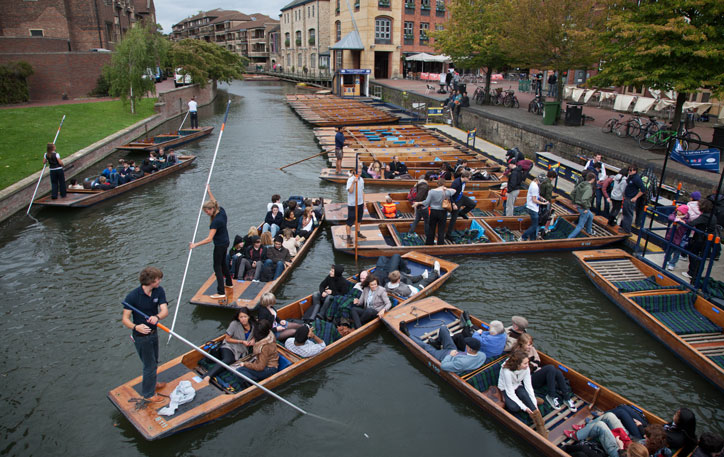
[
  {"left": 503, "top": 386, "right": 537, "bottom": 413},
  {"left": 505, "top": 189, "right": 520, "bottom": 216},
  {"left": 521, "top": 208, "right": 539, "bottom": 240},
  {"left": 373, "top": 254, "right": 402, "bottom": 286},
  {"left": 427, "top": 209, "right": 448, "bottom": 245},
  {"left": 413, "top": 326, "right": 455, "bottom": 361},
  {"left": 594, "top": 188, "right": 610, "bottom": 217},
  {"left": 190, "top": 111, "right": 198, "bottom": 129},
  {"left": 133, "top": 331, "right": 159, "bottom": 399},
  {"left": 447, "top": 195, "right": 476, "bottom": 236},
  {"left": 108, "top": 172, "right": 120, "bottom": 187},
  {"left": 621, "top": 198, "right": 636, "bottom": 232},
  {"left": 575, "top": 413, "right": 625, "bottom": 457},
  {"left": 236, "top": 365, "right": 277, "bottom": 386},
  {"left": 263, "top": 259, "right": 285, "bottom": 280},
  {"left": 408, "top": 206, "right": 428, "bottom": 234},
  {"left": 607, "top": 199, "right": 622, "bottom": 225},
  {"left": 49, "top": 168, "right": 66, "bottom": 199},
  {"left": 531, "top": 365, "right": 571, "bottom": 399},
  {"left": 568, "top": 207, "right": 593, "bottom": 238},
  {"left": 237, "top": 259, "right": 264, "bottom": 280},
  {"left": 213, "top": 244, "right": 233, "bottom": 294},
  {"left": 262, "top": 223, "right": 280, "bottom": 237},
  {"left": 350, "top": 306, "right": 379, "bottom": 328},
  {"left": 608, "top": 404, "right": 647, "bottom": 440}
]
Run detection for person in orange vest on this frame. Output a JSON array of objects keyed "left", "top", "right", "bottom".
[{"left": 382, "top": 196, "right": 398, "bottom": 219}]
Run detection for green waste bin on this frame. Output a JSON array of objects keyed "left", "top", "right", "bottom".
[
  {"left": 543, "top": 101, "right": 561, "bottom": 125},
  {"left": 518, "top": 80, "right": 531, "bottom": 93}
]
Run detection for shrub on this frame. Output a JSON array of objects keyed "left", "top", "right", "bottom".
[
  {"left": 0, "top": 61, "right": 34, "bottom": 104},
  {"left": 89, "top": 72, "right": 111, "bottom": 97}
]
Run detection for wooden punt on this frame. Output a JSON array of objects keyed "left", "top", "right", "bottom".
[
  {"left": 574, "top": 249, "right": 724, "bottom": 391},
  {"left": 319, "top": 168, "right": 505, "bottom": 188},
  {"left": 286, "top": 95, "right": 399, "bottom": 126},
  {"left": 330, "top": 216, "right": 627, "bottom": 257},
  {"left": 333, "top": 157, "right": 494, "bottom": 170},
  {"left": 381, "top": 297, "right": 676, "bottom": 457},
  {"left": 108, "top": 253, "right": 457, "bottom": 440},
  {"left": 32, "top": 155, "right": 196, "bottom": 208},
  {"left": 190, "top": 208, "right": 325, "bottom": 309},
  {"left": 116, "top": 127, "right": 214, "bottom": 152},
  {"left": 313, "top": 125, "right": 466, "bottom": 149}
]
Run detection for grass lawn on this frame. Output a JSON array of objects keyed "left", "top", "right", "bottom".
[{"left": 0, "top": 98, "right": 157, "bottom": 191}]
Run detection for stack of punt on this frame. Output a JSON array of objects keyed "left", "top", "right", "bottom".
[
  {"left": 190, "top": 200, "right": 325, "bottom": 309},
  {"left": 116, "top": 127, "right": 214, "bottom": 152},
  {"left": 382, "top": 297, "right": 675, "bottom": 456},
  {"left": 319, "top": 168, "right": 505, "bottom": 188},
  {"left": 108, "top": 253, "right": 457, "bottom": 440},
  {"left": 330, "top": 215, "right": 627, "bottom": 257},
  {"left": 32, "top": 155, "right": 197, "bottom": 208},
  {"left": 286, "top": 94, "right": 399, "bottom": 126},
  {"left": 574, "top": 249, "right": 724, "bottom": 390}
]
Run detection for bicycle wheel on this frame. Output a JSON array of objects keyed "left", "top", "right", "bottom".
[
  {"left": 681, "top": 131, "right": 702, "bottom": 151},
  {"left": 639, "top": 125, "right": 662, "bottom": 150},
  {"left": 504, "top": 96, "right": 513, "bottom": 108},
  {"left": 513, "top": 97, "right": 519, "bottom": 108},
  {"left": 627, "top": 121, "right": 641, "bottom": 139},
  {"left": 614, "top": 121, "right": 628, "bottom": 137},
  {"left": 602, "top": 118, "right": 616, "bottom": 133},
  {"left": 528, "top": 100, "right": 536, "bottom": 113}
]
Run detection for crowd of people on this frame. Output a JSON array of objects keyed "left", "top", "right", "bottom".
[{"left": 80, "top": 148, "right": 179, "bottom": 190}]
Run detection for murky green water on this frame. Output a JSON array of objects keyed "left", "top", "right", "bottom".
[{"left": 0, "top": 81, "right": 722, "bottom": 456}]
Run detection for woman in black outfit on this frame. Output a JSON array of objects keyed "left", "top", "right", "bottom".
[
  {"left": 190, "top": 187, "right": 233, "bottom": 299},
  {"left": 305, "top": 264, "right": 350, "bottom": 320},
  {"left": 665, "top": 407, "right": 697, "bottom": 455}
]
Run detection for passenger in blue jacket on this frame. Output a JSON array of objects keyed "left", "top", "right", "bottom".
[
  {"left": 263, "top": 205, "right": 283, "bottom": 237},
  {"left": 406, "top": 324, "right": 486, "bottom": 375}
]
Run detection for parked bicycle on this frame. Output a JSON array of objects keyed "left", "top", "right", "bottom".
[
  {"left": 614, "top": 113, "right": 646, "bottom": 138},
  {"left": 528, "top": 96, "right": 544, "bottom": 115},
  {"left": 501, "top": 89, "right": 519, "bottom": 108},
  {"left": 601, "top": 113, "right": 625, "bottom": 133},
  {"left": 639, "top": 123, "right": 702, "bottom": 151}
]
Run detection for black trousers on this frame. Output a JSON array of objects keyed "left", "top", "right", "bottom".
[
  {"left": 350, "top": 306, "right": 378, "bottom": 328},
  {"left": 213, "top": 244, "right": 233, "bottom": 294},
  {"left": 447, "top": 195, "right": 476, "bottom": 235},
  {"left": 190, "top": 111, "right": 198, "bottom": 129},
  {"left": 607, "top": 199, "right": 623, "bottom": 225},
  {"left": 427, "top": 209, "right": 448, "bottom": 245},
  {"left": 49, "top": 168, "right": 66, "bottom": 199},
  {"left": 531, "top": 365, "right": 570, "bottom": 400},
  {"left": 206, "top": 347, "right": 235, "bottom": 380}
]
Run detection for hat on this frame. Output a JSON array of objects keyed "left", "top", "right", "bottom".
[
  {"left": 464, "top": 337, "right": 481, "bottom": 352},
  {"left": 511, "top": 316, "right": 528, "bottom": 330},
  {"left": 690, "top": 191, "right": 701, "bottom": 201},
  {"left": 677, "top": 205, "right": 689, "bottom": 214},
  {"left": 537, "top": 173, "right": 547, "bottom": 182}
]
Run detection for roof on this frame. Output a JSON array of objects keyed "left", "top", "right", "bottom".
[
  {"left": 281, "top": 0, "right": 329, "bottom": 12},
  {"left": 174, "top": 9, "right": 249, "bottom": 27},
  {"left": 330, "top": 31, "right": 364, "bottom": 50},
  {"left": 229, "top": 15, "right": 278, "bottom": 32}
]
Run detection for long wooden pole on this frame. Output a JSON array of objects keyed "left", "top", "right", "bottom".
[
  {"left": 168, "top": 99, "right": 232, "bottom": 343},
  {"left": 279, "top": 151, "right": 326, "bottom": 170},
  {"left": 178, "top": 110, "right": 190, "bottom": 133},
  {"left": 27, "top": 115, "right": 66, "bottom": 215}
]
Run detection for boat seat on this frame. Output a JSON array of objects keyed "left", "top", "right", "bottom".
[
  {"left": 631, "top": 293, "right": 722, "bottom": 335},
  {"left": 612, "top": 276, "right": 685, "bottom": 293}
]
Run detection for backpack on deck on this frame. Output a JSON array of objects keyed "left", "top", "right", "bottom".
[{"left": 407, "top": 185, "right": 417, "bottom": 203}]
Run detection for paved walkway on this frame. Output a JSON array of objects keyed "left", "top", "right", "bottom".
[{"left": 378, "top": 79, "right": 722, "bottom": 193}]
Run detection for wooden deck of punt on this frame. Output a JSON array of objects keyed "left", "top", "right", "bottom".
[
  {"left": 190, "top": 209, "right": 325, "bottom": 309},
  {"left": 332, "top": 157, "right": 494, "bottom": 170},
  {"left": 381, "top": 296, "right": 675, "bottom": 457},
  {"left": 108, "top": 252, "right": 457, "bottom": 440},
  {"left": 116, "top": 127, "right": 214, "bottom": 152},
  {"left": 286, "top": 95, "right": 399, "bottom": 126},
  {"left": 32, "top": 156, "right": 196, "bottom": 208},
  {"left": 319, "top": 168, "right": 505, "bottom": 188},
  {"left": 574, "top": 249, "right": 724, "bottom": 391},
  {"left": 330, "top": 216, "right": 627, "bottom": 257}
]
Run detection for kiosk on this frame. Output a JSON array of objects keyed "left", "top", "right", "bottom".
[{"left": 333, "top": 69, "right": 370, "bottom": 97}]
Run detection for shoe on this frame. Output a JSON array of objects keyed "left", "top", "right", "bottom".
[
  {"left": 546, "top": 395, "right": 562, "bottom": 410},
  {"left": 566, "top": 398, "right": 578, "bottom": 412},
  {"left": 210, "top": 294, "right": 225, "bottom": 299},
  {"left": 356, "top": 232, "right": 367, "bottom": 240},
  {"left": 422, "top": 269, "right": 429, "bottom": 279},
  {"left": 433, "top": 261, "right": 441, "bottom": 275},
  {"left": 682, "top": 271, "right": 692, "bottom": 279},
  {"left": 666, "top": 264, "right": 675, "bottom": 271},
  {"left": 399, "top": 322, "right": 410, "bottom": 337},
  {"left": 428, "top": 336, "right": 442, "bottom": 349},
  {"left": 461, "top": 311, "right": 472, "bottom": 329},
  {"left": 252, "top": 279, "right": 259, "bottom": 282},
  {"left": 564, "top": 430, "right": 578, "bottom": 441},
  {"left": 572, "top": 423, "right": 585, "bottom": 431},
  {"left": 155, "top": 382, "right": 167, "bottom": 391},
  {"left": 144, "top": 394, "right": 166, "bottom": 403}
]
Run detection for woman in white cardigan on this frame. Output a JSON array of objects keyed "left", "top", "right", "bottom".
[{"left": 498, "top": 349, "right": 548, "bottom": 437}]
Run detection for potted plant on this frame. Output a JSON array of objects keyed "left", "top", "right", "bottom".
[
  {"left": 296, "top": 38, "right": 302, "bottom": 46},
  {"left": 308, "top": 37, "right": 315, "bottom": 46},
  {"left": 285, "top": 38, "right": 290, "bottom": 47}
]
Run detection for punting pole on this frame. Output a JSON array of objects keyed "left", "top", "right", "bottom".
[
  {"left": 168, "top": 100, "right": 231, "bottom": 343},
  {"left": 27, "top": 115, "right": 66, "bottom": 215},
  {"left": 278, "top": 151, "right": 326, "bottom": 170},
  {"left": 178, "top": 110, "right": 190, "bottom": 133},
  {"left": 123, "top": 301, "right": 308, "bottom": 416}
]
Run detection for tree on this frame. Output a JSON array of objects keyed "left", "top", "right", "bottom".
[
  {"left": 432, "top": 0, "right": 508, "bottom": 103},
  {"left": 0, "top": 61, "right": 34, "bottom": 104},
  {"left": 168, "top": 39, "right": 249, "bottom": 87},
  {"left": 499, "top": 0, "right": 606, "bottom": 103},
  {"left": 105, "top": 24, "right": 167, "bottom": 113},
  {"left": 591, "top": 0, "right": 724, "bottom": 133}
]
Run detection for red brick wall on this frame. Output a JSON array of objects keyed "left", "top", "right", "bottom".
[
  {"left": 0, "top": 0, "right": 71, "bottom": 40},
  {"left": 0, "top": 52, "right": 111, "bottom": 100},
  {"left": 400, "top": 2, "right": 449, "bottom": 74},
  {"left": 0, "top": 37, "right": 69, "bottom": 53}
]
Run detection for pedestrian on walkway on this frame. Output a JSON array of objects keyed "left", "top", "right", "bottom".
[
  {"left": 567, "top": 173, "right": 595, "bottom": 238},
  {"left": 188, "top": 96, "right": 198, "bottom": 129},
  {"left": 43, "top": 143, "right": 66, "bottom": 199},
  {"left": 620, "top": 165, "right": 647, "bottom": 233},
  {"left": 547, "top": 73, "right": 557, "bottom": 98}
]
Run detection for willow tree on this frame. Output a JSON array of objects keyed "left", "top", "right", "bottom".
[
  {"left": 591, "top": 0, "right": 724, "bottom": 132},
  {"left": 499, "top": 0, "right": 606, "bottom": 103},
  {"left": 105, "top": 24, "right": 167, "bottom": 113},
  {"left": 433, "top": 0, "right": 508, "bottom": 103},
  {"left": 168, "top": 39, "right": 249, "bottom": 88}
]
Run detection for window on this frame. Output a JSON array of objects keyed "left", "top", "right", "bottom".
[
  {"left": 405, "top": 0, "right": 415, "bottom": 9},
  {"left": 419, "top": 22, "right": 429, "bottom": 43},
  {"left": 298, "top": 53, "right": 303, "bottom": 67},
  {"left": 336, "top": 0, "right": 340, "bottom": 14},
  {"left": 295, "top": 30, "right": 302, "bottom": 46},
  {"left": 435, "top": 24, "right": 444, "bottom": 31},
  {"left": 421, "top": 0, "right": 430, "bottom": 9},
  {"left": 308, "top": 28, "right": 316, "bottom": 46},
  {"left": 379, "top": 0, "right": 391, "bottom": 7},
  {"left": 375, "top": 17, "right": 392, "bottom": 44},
  {"left": 335, "top": 21, "right": 341, "bottom": 42},
  {"left": 404, "top": 22, "right": 414, "bottom": 41},
  {"left": 436, "top": 0, "right": 445, "bottom": 11},
  {"left": 285, "top": 32, "right": 291, "bottom": 47},
  {"left": 335, "top": 50, "right": 343, "bottom": 70},
  {"left": 312, "top": 4, "right": 315, "bottom": 16},
  {"left": 29, "top": 29, "right": 43, "bottom": 37},
  {"left": 310, "top": 53, "right": 316, "bottom": 67}
]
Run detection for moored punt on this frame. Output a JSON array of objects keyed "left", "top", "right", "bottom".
[
  {"left": 190, "top": 208, "right": 325, "bottom": 309},
  {"left": 574, "top": 249, "right": 724, "bottom": 391},
  {"left": 116, "top": 127, "right": 214, "bottom": 152},
  {"left": 32, "top": 155, "right": 196, "bottom": 208},
  {"left": 330, "top": 216, "right": 627, "bottom": 257},
  {"left": 381, "top": 297, "right": 674, "bottom": 457},
  {"left": 313, "top": 125, "right": 467, "bottom": 149},
  {"left": 108, "top": 253, "right": 457, "bottom": 440},
  {"left": 319, "top": 168, "right": 505, "bottom": 188},
  {"left": 332, "top": 157, "right": 495, "bottom": 170},
  {"left": 286, "top": 95, "right": 399, "bottom": 126}
]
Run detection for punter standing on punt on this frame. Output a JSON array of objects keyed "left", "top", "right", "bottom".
[
  {"left": 122, "top": 266, "right": 169, "bottom": 403},
  {"left": 335, "top": 126, "right": 345, "bottom": 175},
  {"left": 190, "top": 187, "right": 233, "bottom": 300},
  {"left": 188, "top": 96, "right": 199, "bottom": 129},
  {"left": 43, "top": 143, "right": 66, "bottom": 199}
]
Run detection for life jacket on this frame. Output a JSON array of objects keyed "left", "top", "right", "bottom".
[{"left": 382, "top": 202, "right": 397, "bottom": 218}]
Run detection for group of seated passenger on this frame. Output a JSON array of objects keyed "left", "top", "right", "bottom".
[
  {"left": 357, "top": 156, "right": 412, "bottom": 180},
  {"left": 83, "top": 149, "right": 179, "bottom": 190},
  {"left": 149, "top": 147, "right": 177, "bottom": 170},
  {"left": 262, "top": 195, "right": 321, "bottom": 239}
]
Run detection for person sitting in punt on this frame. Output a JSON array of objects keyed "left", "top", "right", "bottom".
[
  {"left": 260, "top": 231, "right": 274, "bottom": 248},
  {"left": 236, "top": 320, "right": 278, "bottom": 385},
  {"left": 403, "top": 323, "right": 486, "bottom": 375},
  {"left": 118, "top": 161, "right": 135, "bottom": 184},
  {"left": 236, "top": 236, "right": 266, "bottom": 281},
  {"left": 692, "top": 432, "right": 724, "bottom": 457},
  {"left": 93, "top": 176, "right": 116, "bottom": 190},
  {"left": 252, "top": 292, "right": 303, "bottom": 341},
  {"left": 267, "top": 194, "right": 284, "bottom": 213},
  {"left": 140, "top": 158, "right": 156, "bottom": 175},
  {"left": 285, "top": 325, "right": 326, "bottom": 358},
  {"left": 643, "top": 424, "right": 673, "bottom": 457},
  {"left": 512, "top": 333, "right": 577, "bottom": 411},
  {"left": 349, "top": 276, "right": 391, "bottom": 328},
  {"left": 358, "top": 162, "right": 373, "bottom": 179},
  {"left": 387, "top": 156, "right": 408, "bottom": 178},
  {"left": 101, "top": 163, "right": 120, "bottom": 186},
  {"left": 287, "top": 200, "right": 303, "bottom": 219},
  {"left": 498, "top": 350, "right": 548, "bottom": 438},
  {"left": 156, "top": 148, "right": 167, "bottom": 168},
  {"left": 504, "top": 315, "right": 529, "bottom": 352},
  {"left": 297, "top": 207, "right": 317, "bottom": 239},
  {"left": 453, "top": 319, "right": 506, "bottom": 359},
  {"left": 166, "top": 149, "right": 178, "bottom": 166},
  {"left": 281, "top": 228, "right": 301, "bottom": 257},
  {"left": 129, "top": 160, "right": 144, "bottom": 179},
  {"left": 262, "top": 205, "right": 283, "bottom": 237},
  {"left": 604, "top": 404, "right": 649, "bottom": 441},
  {"left": 204, "top": 307, "right": 255, "bottom": 382},
  {"left": 281, "top": 209, "right": 298, "bottom": 236},
  {"left": 227, "top": 235, "right": 245, "bottom": 280},
  {"left": 264, "top": 235, "right": 292, "bottom": 281},
  {"left": 305, "top": 198, "right": 324, "bottom": 220},
  {"left": 148, "top": 151, "right": 159, "bottom": 169},
  {"left": 306, "top": 264, "right": 350, "bottom": 321},
  {"left": 367, "top": 160, "right": 383, "bottom": 179},
  {"left": 381, "top": 196, "right": 399, "bottom": 219},
  {"left": 243, "top": 226, "right": 259, "bottom": 251},
  {"left": 563, "top": 412, "right": 632, "bottom": 457},
  {"left": 67, "top": 178, "right": 83, "bottom": 190},
  {"left": 384, "top": 270, "right": 418, "bottom": 298},
  {"left": 664, "top": 408, "right": 698, "bottom": 455}
]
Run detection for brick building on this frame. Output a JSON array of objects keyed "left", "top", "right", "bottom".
[
  {"left": 400, "top": 0, "right": 448, "bottom": 75},
  {"left": 280, "top": 0, "right": 331, "bottom": 75},
  {"left": 0, "top": 0, "right": 157, "bottom": 100}
]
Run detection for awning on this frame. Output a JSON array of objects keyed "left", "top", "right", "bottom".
[
  {"left": 330, "top": 31, "right": 364, "bottom": 50},
  {"left": 406, "top": 53, "right": 451, "bottom": 62}
]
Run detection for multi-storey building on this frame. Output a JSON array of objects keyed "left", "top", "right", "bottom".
[
  {"left": 280, "top": 0, "right": 331, "bottom": 74},
  {"left": 400, "top": 0, "right": 448, "bottom": 75}
]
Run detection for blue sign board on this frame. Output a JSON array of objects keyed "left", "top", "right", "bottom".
[
  {"left": 339, "top": 69, "right": 371, "bottom": 74},
  {"left": 671, "top": 142, "right": 720, "bottom": 173}
]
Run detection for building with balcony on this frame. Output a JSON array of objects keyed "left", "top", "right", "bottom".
[{"left": 280, "top": 0, "right": 331, "bottom": 75}]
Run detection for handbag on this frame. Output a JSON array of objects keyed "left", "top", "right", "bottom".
[{"left": 442, "top": 197, "right": 452, "bottom": 211}]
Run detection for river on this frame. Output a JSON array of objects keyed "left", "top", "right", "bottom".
[{"left": 0, "top": 80, "right": 722, "bottom": 457}]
